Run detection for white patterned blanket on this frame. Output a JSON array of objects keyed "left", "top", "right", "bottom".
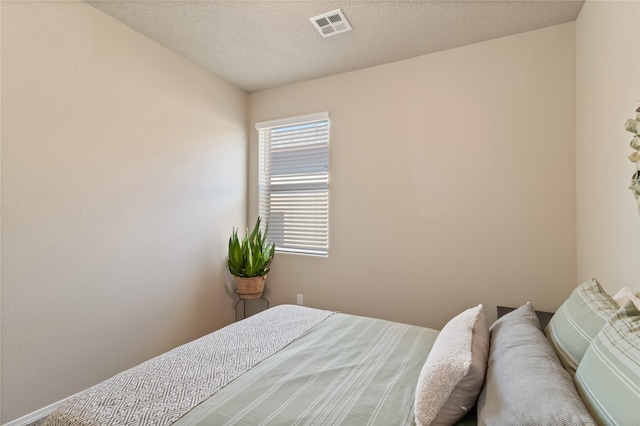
[{"left": 43, "top": 305, "right": 334, "bottom": 426}]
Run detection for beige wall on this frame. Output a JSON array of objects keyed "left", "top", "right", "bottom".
[
  {"left": 576, "top": 0, "right": 640, "bottom": 295},
  {"left": 249, "top": 23, "right": 577, "bottom": 330},
  {"left": 1, "top": 1, "right": 247, "bottom": 423}
]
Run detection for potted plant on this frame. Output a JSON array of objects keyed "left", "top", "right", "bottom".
[{"left": 228, "top": 217, "right": 275, "bottom": 299}]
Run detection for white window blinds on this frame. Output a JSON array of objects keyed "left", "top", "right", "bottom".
[{"left": 256, "top": 112, "right": 329, "bottom": 256}]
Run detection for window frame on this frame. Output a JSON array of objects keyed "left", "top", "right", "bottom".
[{"left": 256, "top": 112, "right": 330, "bottom": 257}]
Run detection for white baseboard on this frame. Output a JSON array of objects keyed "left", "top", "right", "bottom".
[{"left": 3, "top": 395, "right": 73, "bottom": 426}]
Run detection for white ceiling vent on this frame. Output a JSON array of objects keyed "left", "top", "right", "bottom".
[{"left": 309, "top": 9, "right": 352, "bottom": 38}]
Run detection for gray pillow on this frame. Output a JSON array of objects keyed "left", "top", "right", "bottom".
[{"left": 477, "top": 303, "right": 595, "bottom": 426}]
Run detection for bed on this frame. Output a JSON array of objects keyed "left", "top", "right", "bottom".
[{"left": 42, "top": 279, "right": 640, "bottom": 426}]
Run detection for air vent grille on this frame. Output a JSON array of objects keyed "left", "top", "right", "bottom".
[{"left": 309, "top": 9, "right": 352, "bottom": 38}]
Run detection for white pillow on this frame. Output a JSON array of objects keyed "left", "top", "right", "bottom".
[
  {"left": 414, "top": 304, "right": 489, "bottom": 426},
  {"left": 612, "top": 287, "right": 640, "bottom": 309}
]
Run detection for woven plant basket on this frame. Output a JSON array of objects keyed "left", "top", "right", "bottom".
[{"left": 234, "top": 275, "right": 267, "bottom": 299}]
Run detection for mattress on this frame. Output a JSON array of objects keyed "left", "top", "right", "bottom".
[
  {"left": 43, "top": 305, "right": 471, "bottom": 426},
  {"left": 176, "top": 311, "right": 439, "bottom": 425}
]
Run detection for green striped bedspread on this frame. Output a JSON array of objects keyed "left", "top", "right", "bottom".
[{"left": 177, "top": 312, "right": 440, "bottom": 426}]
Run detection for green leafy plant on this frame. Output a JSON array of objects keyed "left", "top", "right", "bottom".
[
  {"left": 228, "top": 217, "right": 275, "bottom": 277},
  {"left": 625, "top": 106, "right": 640, "bottom": 215}
]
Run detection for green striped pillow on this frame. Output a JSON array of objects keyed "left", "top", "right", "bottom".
[
  {"left": 545, "top": 279, "right": 619, "bottom": 375},
  {"left": 574, "top": 301, "right": 640, "bottom": 425}
]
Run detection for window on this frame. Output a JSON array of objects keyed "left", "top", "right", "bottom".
[{"left": 256, "top": 112, "right": 329, "bottom": 256}]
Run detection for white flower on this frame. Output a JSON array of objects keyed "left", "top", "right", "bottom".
[
  {"left": 631, "top": 136, "right": 640, "bottom": 150},
  {"left": 628, "top": 151, "right": 640, "bottom": 163}
]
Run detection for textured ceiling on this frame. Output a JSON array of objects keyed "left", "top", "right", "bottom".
[{"left": 86, "top": 0, "right": 585, "bottom": 93}]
